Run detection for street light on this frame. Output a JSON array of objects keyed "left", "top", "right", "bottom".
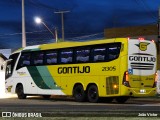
[
  {"left": 34, "top": 17, "right": 58, "bottom": 43},
  {"left": 35, "top": 17, "right": 42, "bottom": 24}
]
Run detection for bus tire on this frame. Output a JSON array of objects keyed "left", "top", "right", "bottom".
[
  {"left": 87, "top": 85, "right": 99, "bottom": 103},
  {"left": 73, "top": 84, "right": 86, "bottom": 102},
  {"left": 16, "top": 84, "right": 26, "bottom": 99},
  {"left": 116, "top": 97, "right": 129, "bottom": 103}
]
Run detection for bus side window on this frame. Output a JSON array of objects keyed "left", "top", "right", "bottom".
[
  {"left": 93, "top": 47, "right": 106, "bottom": 62},
  {"left": 76, "top": 48, "right": 90, "bottom": 63},
  {"left": 33, "top": 52, "right": 44, "bottom": 65},
  {"left": 108, "top": 43, "right": 121, "bottom": 61},
  {"left": 17, "top": 53, "right": 31, "bottom": 69},
  {"left": 60, "top": 49, "right": 73, "bottom": 64},
  {"left": 46, "top": 51, "right": 57, "bottom": 64}
]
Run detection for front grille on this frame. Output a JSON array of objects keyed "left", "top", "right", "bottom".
[{"left": 106, "top": 76, "right": 119, "bottom": 95}]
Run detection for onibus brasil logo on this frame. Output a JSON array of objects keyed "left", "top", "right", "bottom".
[{"left": 135, "top": 42, "right": 150, "bottom": 51}]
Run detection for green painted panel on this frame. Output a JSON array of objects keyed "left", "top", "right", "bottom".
[
  {"left": 36, "top": 66, "right": 61, "bottom": 89},
  {"left": 27, "top": 66, "right": 50, "bottom": 89}
]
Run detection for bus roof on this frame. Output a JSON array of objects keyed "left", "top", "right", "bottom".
[{"left": 12, "top": 38, "right": 128, "bottom": 54}]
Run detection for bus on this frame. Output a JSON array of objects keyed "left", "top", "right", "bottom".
[{"left": 4, "top": 38, "right": 157, "bottom": 103}]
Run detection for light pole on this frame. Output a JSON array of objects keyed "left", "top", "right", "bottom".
[
  {"left": 54, "top": 11, "right": 70, "bottom": 41},
  {"left": 22, "top": 0, "right": 26, "bottom": 47},
  {"left": 34, "top": 17, "right": 58, "bottom": 43}
]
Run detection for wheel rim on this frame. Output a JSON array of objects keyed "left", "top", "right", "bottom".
[
  {"left": 75, "top": 87, "right": 83, "bottom": 98},
  {"left": 89, "top": 88, "right": 97, "bottom": 100},
  {"left": 73, "top": 85, "right": 86, "bottom": 102}
]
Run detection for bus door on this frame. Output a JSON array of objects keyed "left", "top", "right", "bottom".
[
  {"left": 16, "top": 52, "right": 38, "bottom": 94},
  {"left": 4, "top": 59, "right": 14, "bottom": 93},
  {"left": 128, "top": 39, "right": 156, "bottom": 91},
  {"left": 4, "top": 59, "right": 12, "bottom": 80}
]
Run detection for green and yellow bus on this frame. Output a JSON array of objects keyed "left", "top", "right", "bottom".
[{"left": 4, "top": 38, "right": 157, "bottom": 103}]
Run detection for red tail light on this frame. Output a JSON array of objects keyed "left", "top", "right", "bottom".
[{"left": 123, "top": 71, "right": 130, "bottom": 87}]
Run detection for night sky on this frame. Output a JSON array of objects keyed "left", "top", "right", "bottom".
[{"left": 0, "top": 0, "right": 159, "bottom": 50}]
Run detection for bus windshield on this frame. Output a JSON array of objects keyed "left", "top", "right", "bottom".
[
  {"left": 5, "top": 60, "right": 12, "bottom": 79},
  {"left": 5, "top": 53, "right": 19, "bottom": 79}
]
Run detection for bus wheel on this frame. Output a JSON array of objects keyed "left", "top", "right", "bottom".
[
  {"left": 87, "top": 85, "right": 99, "bottom": 103},
  {"left": 16, "top": 84, "right": 26, "bottom": 99},
  {"left": 42, "top": 95, "right": 51, "bottom": 99},
  {"left": 116, "top": 97, "right": 129, "bottom": 103},
  {"left": 73, "top": 84, "right": 86, "bottom": 102}
]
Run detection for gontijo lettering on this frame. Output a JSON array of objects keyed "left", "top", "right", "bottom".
[
  {"left": 58, "top": 66, "right": 90, "bottom": 74},
  {"left": 129, "top": 56, "right": 156, "bottom": 62}
]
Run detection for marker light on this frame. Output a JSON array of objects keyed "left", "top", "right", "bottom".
[
  {"left": 125, "top": 71, "right": 129, "bottom": 82},
  {"left": 138, "top": 37, "right": 144, "bottom": 40},
  {"left": 151, "top": 40, "right": 155, "bottom": 42},
  {"left": 113, "top": 84, "right": 118, "bottom": 89}
]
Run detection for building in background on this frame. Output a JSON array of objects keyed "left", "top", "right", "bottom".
[
  {"left": 104, "top": 24, "right": 157, "bottom": 40},
  {"left": 0, "top": 49, "right": 11, "bottom": 71},
  {"left": 0, "top": 49, "right": 11, "bottom": 58},
  {"left": 104, "top": 24, "right": 160, "bottom": 69}
]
